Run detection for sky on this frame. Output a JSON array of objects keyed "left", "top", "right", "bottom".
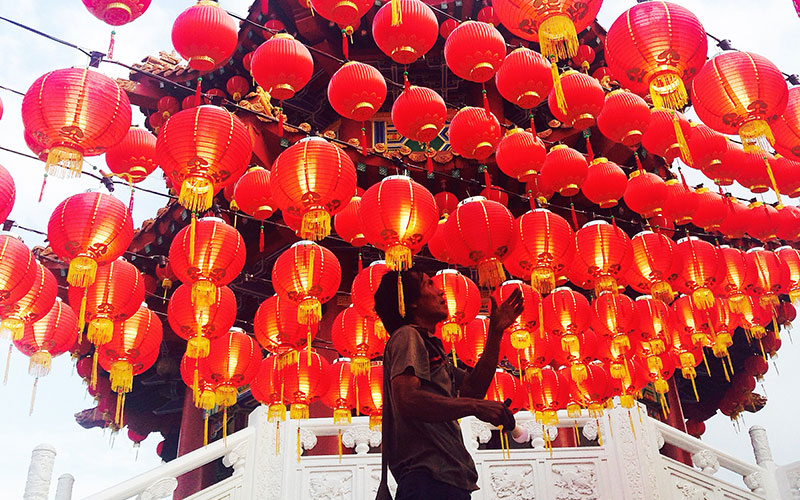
[{"left": 0, "top": 0, "right": 797, "bottom": 498}]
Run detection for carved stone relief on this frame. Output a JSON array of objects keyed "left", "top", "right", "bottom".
[
  {"left": 691, "top": 449, "right": 720, "bottom": 475},
  {"left": 674, "top": 480, "right": 713, "bottom": 500},
  {"left": 341, "top": 425, "right": 381, "bottom": 455},
  {"left": 489, "top": 464, "right": 536, "bottom": 500},
  {"left": 308, "top": 471, "right": 353, "bottom": 500},
  {"left": 551, "top": 463, "right": 598, "bottom": 500},
  {"left": 137, "top": 477, "right": 178, "bottom": 500},
  {"left": 300, "top": 427, "right": 318, "bottom": 452}
]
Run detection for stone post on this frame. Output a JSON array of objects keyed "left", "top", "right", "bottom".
[
  {"left": 23, "top": 444, "right": 56, "bottom": 500},
  {"left": 54, "top": 473, "right": 75, "bottom": 500},
  {"left": 748, "top": 426, "right": 781, "bottom": 499}
]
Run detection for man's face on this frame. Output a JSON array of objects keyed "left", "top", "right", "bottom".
[{"left": 414, "top": 273, "right": 449, "bottom": 324}]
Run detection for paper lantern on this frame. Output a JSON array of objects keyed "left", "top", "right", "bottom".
[
  {"left": 22, "top": 68, "right": 132, "bottom": 178},
  {"left": 271, "top": 137, "right": 357, "bottom": 241},
  {"left": 661, "top": 180, "right": 697, "bottom": 226},
  {"left": 580, "top": 158, "right": 627, "bottom": 209},
  {"left": 539, "top": 145, "right": 588, "bottom": 197},
  {"left": 321, "top": 359, "right": 358, "bottom": 423},
  {"left": 525, "top": 174, "right": 555, "bottom": 205},
  {"left": 548, "top": 70, "right": 605, "bottom": 130},
  {"left": 282, "top": 348, "right": 330, "bottom": 419},
  {"left": 671, "top": 237, "right": 723, "bottom": 309},
  {"left": 201, "top": 329, "right": 261, "bottom": 421},
  {"left": 172, "top": 1, "right": 238, "bottom": 72},
  {"left": 250, "top": 34, "right": 313, "bottom": 101},
  {"left": 734, "top": 295, "right": 772, "bottom": 344},
  {"left": 233, "top": 166, "right": 275, "bottom": 221},
  {"left": 633, "top": 296, "right": 672, "bottom": 355},
  {"left": 309, "top": 0, "right": 372, "bottom": 30},
  {"left": 542, "top": 286, "right": 591, "bottom": 357},
  {"left": 747, "top": 248, "right": 784, "bottom": 309},
  {"left": 331, "top": 306, "right": 385, "bottom": 374},
  {"left": 443, "top": 21, "right": 506, "bottom": 83},
  {"left": 448, "top": 107, "right": 502, "bottom": 161},
  {"left": 492, "top": 280, "right": 542, "bottom": 355},
  {"left": 714, "top": 246, "right": 754, "bottom": 313},
  {"left": 564, "top": 361, "right": 612, "bottom": 417},
  {"left": 351, "top": 261, "right": 389, "bottom": 321},
  {"left": 168, "top": 217, "right": 245, "bottom": 306},
  {"left": 254, "top": 295, "right": 314, "bottom": 359},
  {"left": 0, "top": 165, "right": 14, "bottom": 224},
  {"left": 691, "top": 51, "right": 788, "bottom": 152},
  {"left": 427, "top": 219, "right": 455, "bottom": 265},
  {"left": 168, "top": 283, "right": 236, "bottom": 358},
  {"left": 592, "top": 291, "right": 637, "bottom": 364},
  {"left": 730, "top": 146, "right": 773, "bottom": 194},
  {"left": 158, "top": 105, "right": 252, "bottom": 212},
  {"left": 573, "top": 221, "right": 633, "bottom": 296},
  {"left": 104, "top": 127, "right": 158, "bottom": 183},
  {"left": 492, "top": 0, "right": 602, "bottom": 60},
  {"left": 776, "top": 205, "right": 800, "bottom": 241},
  {"left": 444, "top": 196, "right": 514, "bottom": 288},
  {"left": 440, "top": 19, "right": 459, "bottom": 39},
  {"left": 572, "top": 44, "right": 595, "bottom": 71},
  {"left": 495, "top": 47, "right": 552, "bottom": 110},
  {"left": 360, "top": 175, "right": 438, "bottom": 270},
  {"left": 772, "top": 155, "right": 800, "bottom": 199},
  {"left": 327, "top": 62, "right": 387, "bottom": 122},
  {"left": 250, "top": 355, "right": 286, "bottom": 421},
  {"left": 691, "top": 188, "right": 727, "bottom": 231},
  {"left": 596, "top": 90, "right": 650, "bottom": 147},
  {"left": 745, "top": 201, "right": 780, "bottom": 243},
  {"left": 48, "top": 192, "right": 133, "bottom": 287},
  {"left": 641, "top": 109, "right": 692, "bottom": 164},
  {"left": 486, "top": 370, "right": 525, "bottom": 414},
  {"left": 717, "top": 197, "right": 750, "bottom": 239},
  {"left": 372, "top": 0, "right": 438, "bottom": 64},
  {"left": 0, "top": 264, "right": 56, "bottom": 341},
  {"left": 523, "top": 366, "right": 568, "bottom": 425},
  {"left": 82, "top": 0, "right": 151, "bottom": 25},
  {"left": 434, "top": 191, "right": 459, "bottom": 218},
  {"left": 452, "top": 316, "right": 489, "bottom": 368},
  {"left": 354, "top": 361, "right": 384, "bottom": 430},
  {"left": 494, "top": 129, "right": 545, "bottom": 183},
  {"left": 14, "top": 299, "right": 78, "bottom": 382},
  {"left": 506, "top": 208, "right": 574, "bottom": 295},
  {"left": 334, "top": 195, "right": 366, "bottom": 247},
  {"left": 432, "top": 269, "right": 481, "bottom": 343},
  {"left": 391, "top": 86, "right": 447, "bottom": 144},
  {"left": 0, "top": 233, "right": 36, "bottom": 311},
  {"left": 772, "top": 86, "right": 800, "bottom": 161},
  {"left": 626, "top": 231, "right": 678, "bottom": 303},
  {"left": 623, "top": 170, "right": 667, "bottom": 218},
  {"left": 225, "top": 76, "right": 249, "bottom": 102},
  {"left": 687, "top": 124, "right": 727, "bottom": 173},
  {"left": 605, "top": 1, "right": 707, "bottom": 109},
  {"left": 777, "top": 246, "right": 800, "bottom": 303},
  {"left": 68, "top": 258, "right": 144, "bottom": 346},
  {"left": 272, "top": 241, "right": 341, "bottom": 325}
]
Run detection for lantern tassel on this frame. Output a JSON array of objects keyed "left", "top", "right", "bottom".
[
  {"left": 441, "top": 322, "right": 463, "bottom": 343},
  {"left": 570, "top": 202, "right": 578, "bottom": 230},
  {"left": 301, "top": 209, "right": 331, "bottom": 241},
  {"left": 691, "top": 287, "right": 715, "bottom": 310},
  {"left": 391, "top": 0, "right": 402, "bottom": 26},
  {"left": 584, "top": 130, "right": 594, "bottom": 162},
  {"left": 195, "top": 77, "right": 203, "bottom": 107},
  {"left": 91, "top": 349, "right": 99, "bottom": 390},
  {"left": 649, "top": 73, "right": 688, "bottom": 110},
  {"left": 482, "top": 86, "right": 490, "bottom": 114},
  {"left": 426, "top": 147, "right": 434, "bottom": 176},
  {"left": 189, "top": 212, "right": 197, "bottom": 263},
  {"left": 45, "top": 146, "right": 84, "bottom": 179},
  {"left": 179, "top": 177, "right": 214, "bottom": 213},
  {"left": 651, "top": 281, "right": 674, "bottom": 304},
  {"left": 277, "top": 107, "right": 284, "bottom": 138},
  {"left": 223, "top": 407, "right": 228, "bottom": 448},
  {"left": 297, "top": 298, "right": 321, "bottom": 325},
  {"left": 275, "top": 420, "right": 281, "bottom": 455},
  {"left": 338, "top": 428, "right": 343, "bottom": 462},
  {"left": 397, "top": 272, "right": 406, "bottom": 318},
  {"left": 531, "top": 266, "right": 555, "bottom": 296},
  {"left": 187, "top": 335, "right": 210, "bottom": 359},
  {"left": 386, "top": 245, "right": 412, "bottom": 271},
  {"left": 88, "top": 318, "right": 114, "bottom": 346},
  {"left": 452, "top": 348, "right": 457, "bottom": 366},
  {"left": 38, "top": 173, "right": 47, "bottom": 203},
  {"left": 77, "top": 288, "right": 88, "bottom": 335},
  {"left": 29, "top": 378, "right": 38, "bottom": 416},
  {"left": 403, "top": 72, "right": 410, "bottom": 92},
  {"left": 3, "top": 343, "right": 12, "bottom": 385},
  {"left": 342, "top": 30, "right": 349, "bottom": 60},
  {"left": 539, "top": 14, "right": 579, "bottom": 61},
  {"left": 671, "top": 111, "right": 693, "bottom": 165},
  {"left": 204, "top": 412, "right": 209, "bottom": 447},
  {"left": 260, "top": 223, "right": 265, "bottom": 252},
  {"left": 550, "top": 58, "right": 568, "bottom": 116},
  {"left": 763, "top": 157, "right": 784, "bottom": 209},
  {"left": 297, "top": 426, "right": 301, "bottom": 463},
  {"left": 634, "top": 151, "right": 644, "bottom": 173},
  {"left": 594, "top": 275, "right": 618, "bottom": 297},
  {"left": 361, "top": 126, "right": 367, "bottom": 156},
  {"left": 739, "top": 119, "right": 775, "bottom": 153},
  {"left": 483, "top": 166, "right": 491, "bottom": 190},
  {"left": 191, "top": 280, "right": 217, "bottom": 307},
  {"left": 107, "top": 30, "right": 116, "bottom": 59},
  {"left": 477, "top": 258, "right": 506, "bottom": 289},
  {"left": 68, "top": 256, "right": 98, "bottom": 288}
]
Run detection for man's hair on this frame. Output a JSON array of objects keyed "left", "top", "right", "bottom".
[{"left": 373, "top": 268, "right": 426, "bottom": 334}]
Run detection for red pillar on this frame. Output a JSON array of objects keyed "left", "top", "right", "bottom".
[
  {"left": 174, "top": 387, "right": 216, "bottom": 499},
  {"left": 659, "top": 378, "right": 693, "bottom": 466}
]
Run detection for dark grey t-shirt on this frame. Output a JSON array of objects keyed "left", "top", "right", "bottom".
[{"left": 382, "top": 325, "right": 478, "bottom": 491}]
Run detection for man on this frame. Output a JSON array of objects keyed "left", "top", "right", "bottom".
[{"left": 374, "top": 268, "right": 524, "bottom": 500}]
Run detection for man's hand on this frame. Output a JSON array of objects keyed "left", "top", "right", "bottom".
[
  {"left": 489, "top": 288, "right": 524, "bottom": 336},
  {"left": 472, "top": 400, "right": 516, "bottom": 429}
]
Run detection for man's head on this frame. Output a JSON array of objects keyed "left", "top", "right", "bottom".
[{"left": 373, "top": 268, "right": 448, "bottom": 334}]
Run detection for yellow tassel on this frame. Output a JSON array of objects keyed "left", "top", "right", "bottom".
[
  {"left": 351, "top": 356, "right": 370, "bottom": 375},
  {"left": 690, "top": 375, "right": 699, "bottom": 402},
  {"left": 440, "top": 322, "right": 463, "bottom": 343},
  {"left": 386, "top": 244, "right": 412, "bottom": 271},
  {"left": 649, "top": 73, "right": 688, "bottom": 110},
  {"left": 268, "top": 403, "right": 286, "bottom": 423},
  {"left": 333, "top": 408, "right": 351, "bottom": 425},
  {"left": 29, "top": 378, "right": 39, "bottom": 416},
  {"left": 702, "top": 350, "right": 711, "bottom": 377},
  {"left": 223, "top": 407, "right": 228, "bottom": 448},
  {"left": 189, "top": 212, "right": 196, "bottom": 264},
  {"left": 291, "top": 403, "right": 309, "bottom": 420},
  {"left": 452, "top": 348, "right": 458, "bottom": 366},
  {"left": 275, "top": 421, "right": 280, "bottom": 455},
  {"left": 28, "top": 351, "right": 51, "bottom": 378},
  {"left": 477, "top": 258, "right": 506, "bottom": 289},
  {"left": 739, "top": 119, "right": 775, "bottom": 153},
  {"left": 691, "top": 288, "right": 715, "bottom": 310},
  {"left": 338, "top": 428, "right": 343, "bottom": 462},
  {"left": 550, "top": 58, "right": 568, "bottom": 116},
  {"left": 91, "top": 349, "right": 99, "bottom": 390},
  {"left": 2, "top": 343, "right": 11, "bottom": 385},
  {"left": 179, "top": 176, "right": 214, "bottom": 213},
  {"left": 594, "top": 275, "right": 618, "bottom": 297},
  {"left": 729, "top": 293, "right": 749, "bottom": 313},
  {"left": 375, "top": 320, "right": 388, "bottom": 341},
  {"left": 109, "top": 360, "right": 133, "bottom": 393},
  {"left": 187, "top": 335, "right": 210, "bottom": 358},
  {"left": 45, "top": 145, "right": 84, "bottom": 178},
  {"left": 297, "top": 427, "right": 301, "bottom": 463},
  {"left": 199, "top": 389, "right": 216, "bottom": 411},
  {"left": 390, "top": 0, "right": 402, "bottom": 26},
  {"left": 369, "top": 413, "right": 382, "bottom": 431},
  {"left": 215, "top": 386, "right": 237, "bottom": 408},
  {"left": 763, "top": 158, "right": 784, "bottom": 209},
  {"left": 671, "top": 111, "right": 693, "bottom": 165},
  {"left": 570, "top": 363, "right": 587, "bottom": 384},
  {"left": 204, "top": 413, "right": 209, "bottom": 447},
  {"left": 573, "top": 421, "right": 580, "bottom": 443},
  {"left": 721, "top": 356, "right": 730, "bottom": 382},
  {"left": 538, "top": 14, "right": 579, "bottom": 60},
  {"left": 191, "top": 280, "right": 216, "bottom": 307},
  {"left": 192, "top": 366, "right": 199, "bottom": 406},
  {"left": 0, "top": 317, "right": 24, "bottom": 342},
  {"left": 300, "top": 209, "right": 331, "bottom": 241},
  {"left": 68, "top": 256, "right": 97, "bottom": 288},
  {"left": 397, "top": 273, "right": 405, "bottom": 318},
  {"left": 531, "top": 266, "right": 555, "bottom": 295},
  {"left": 297, "top": 298, "right": 321, "bottom": 325},
  {"left": 651, "top": 281, "right": 674, "bottom": 304},
  {"left": 87, "top": 317, "right": 113, "bottom": 346}
]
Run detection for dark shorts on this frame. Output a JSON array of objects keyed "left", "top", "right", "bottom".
[{"left": 395, "top": 471, "right": 472, "bottom": 500}]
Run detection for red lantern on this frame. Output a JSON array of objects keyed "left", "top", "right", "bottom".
[
  {"left": 334, "top": 195, "right": 367, "bottom": 247},
  {"left": 356, "top": 361, "right": 384, "bottom": 429},
  {"left": 250, "top": 355, "right": 286, "bottom": 420},
  {"left": 0, "top": 233, "right": 36, "bottom": 310},
  {"left": 492, "top": 281, "right": 544, "bottom": 367},
  {"left": 633, "top": 296, "right": 672, "bottom": 355},
  {"left": 548, "top": 70, "right": 605, "bottom": 130},
  {"left": 743, "top": 356, "right": 769, "bottom": 382},
  {"left": 572, "top": 44, "right": 595, "bottom": 71},
  {"left": 564, "top": 361, "right": 612, "bottom": 417},
  {"left": 391, "top": 86, "right": 447, "bottom": 144},
  {"left": 492, "top": 0, "right": 602, "bottom": 61},
  {"left": 687, "top": 124, "right": 727, "bottom": 173},
  {"left": 580, "top": 158, "right": 627, "bottom": 209},
  {"left": 14, "top": 299, "right": 78, "bottom": 383},
  {"left": 592, "top": 66, "right": 614, "bottom": 86},
  {"left": 671, "top": 237, "right": 723, "bottom": 309},
  {"left": 573, "top": 221, "right": 633, "bottom": 296},
  {"left": 685, "top": 419, "right": 706, "bottom": 438},
  {"left": 171, "top": 1, "right": 237, "bottom": 72},
  {"left": 372, "top": 0, "right": 438, "bottom": 64},
  {"left": 661, "top": 180, "right": 698, "bottom": 226},
  {"left": 22, "top": 68, "right": 132, "bottom": 178},
  {"left": 715, "top": 246, "right": 755, "bottom": 313},
  {"left": 48, "top": 192, "right": 133, "bottom": 288},
  {"left": 505, "top": 208, "right": 574, "bottom": 295},
  {"left": 626, "top": 231, "right": 678, "bottom": 303},
  {"left": 772, "top": 86, "right": 800, "bottom": 161},
  {"left": 444, "top": 196, "right": 514, "bottom": 288},
  {"left": 477, "top": 5, "right": 500, "bottom": 26},
  {"left": 328, "top": 62, "right": 387, "bottom": 122},
  {"left": 624, "top": 170, "right": 667, "bottom": 218},
  {"left": 169, "top": 217, "right": 245, "bottom": 306},
  {"left": 432, "top": 270, "right": 481, "bottom": 343},
  {"left": 745, "top": 201, "right": 781, "bottom": 243},
  {"left": 539, "top": 145, "right": 588, "bottom": 197},
  {"left": 309, "top": 0, "right": 372, "bottom": 30},
  {"left": 444, "top": 21, "right": 506, "bottom": 82},
  {"left": 495, "top": 48, "right": 552, "bottom": 110},
  {"left": 596, "top": 90, "right": 650, "bottom": 147},
  {"left": 775, "top": 205, "right": 800, "bottom": 241},
  {"left": 717, "top": 197, "right": 750, "bottom": 239},
  {"left": 494, "top": 129, "right": 545, "bottom": 183},
  {"left": 671, "top": 295, "right": 711, "bottom": 352},
  {"left": 451, "top": 316, "right": 489, "bottom": 368},
  {"left": 729, "top": 146, "right": 773, "bottom": 194},
  {"left": 448, "top": 107, "right": 502, "bottom": 161},
  {"left": 360, "top": 175, "right": 438, "bottom": 270},
  {"left": 157, "top": 96, "right": 180, "bottom": 119},
  {"left": 440, "top": 19, "right": 459, "bottom": 39},
  {"left": 734, "top": 295, "right": 772, "bottom": 343},
  {"left": 691, "top": 188, "right": 727, "bottom": 231},
  {"left": 523, "top": 366, "right": 568, "bottom": 425},
  {"left": 254, "top": 295, "right": 313, "bottom": 358},
  {"left": 68, "top": 258, "right": 144, "bottom": 346},
  {"left": 641, "top": 109, "right": 692, "bottom": 164},
  {"left": 331, "top": 306, "right": 385, "bottom": 374},
  {"left": 82, "top": 0, "right": 151, "bottom": 25},
  {"left": 168, "top": 284, "right": 236, "bottom": 358},
  {"left": 0, "top": 264, "right": 56, "bottom": 341},
  {"left": 485, "top": 370, "right": 525, "bottom": 414},
  {"left": 321, "top": 359, "right": 357, "bottom": 423},
  {"left": 434, "top": 191, "right": 459, "bottom": 218},
  {"left": 271, "top": 137, "right": 357, "bottom": 241},
  {"left": 427, "top": 219, "right": 455, "bottom": 265},
  {"left": 525, "top": 174, "right": 555, "bottom": 205},
  {"left": 351, "top": 261, "right": 389, "bottom": 321},
  {"left": 747, "top": 248, "right": 784, "bottom": 309},
  {"left": 272, "top": 241, "right": 341, "bottom": 325},
  {"left": 233, "top": 167, "right": 275, "bottom": 220},
  {"left": 282, "top": 348, "right": 330, "bottom": 419},
  {"left": 251, "top": 34, "right": 313, "bottom": 101},
  {"left": 691, "top": 51, "right": 788, "bottom": 152},
  {"left": 0, "top": 166, "right": 13, "bottom": 226},
  {"left": 605, "top": 1, "right": 707, "bottom": 110},
  {"left": 772, "top": 155, "right": 800, "bottom": 198},
  {"left": 777, "top": 246, "right": 800, "bottom": 303},
  {"left": 542, "top": 286, "right": 591, "bottom": 357},
  {"left": 592, "top": 291, "right": 638, "bottom": 362},
  {"left": 157, "top": 105, "right": 252, "bottom": 213},
  {"left": 104, "top": 127, "right": 157, "bottom": 183}
]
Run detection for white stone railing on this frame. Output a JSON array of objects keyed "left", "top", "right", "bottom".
[{"left": 41, "top": 402, "right": 790, "bottom": 499}]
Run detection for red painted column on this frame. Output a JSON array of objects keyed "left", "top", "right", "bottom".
[
  {"left": 173, "top": 387, "right": 215, "bottom": 499},
  {"left": 660, "top": 378, "right": 693, "bottom": 466}
]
